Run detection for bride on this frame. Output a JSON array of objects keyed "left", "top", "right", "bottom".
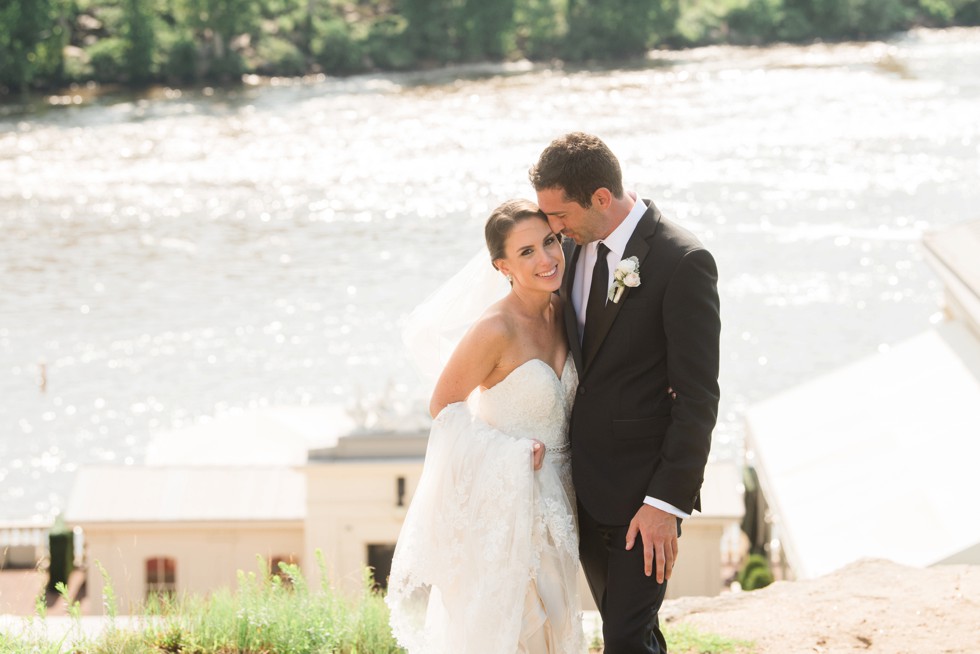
[{"left": 386, "top": 199, "right": 586, "bottom": 654}]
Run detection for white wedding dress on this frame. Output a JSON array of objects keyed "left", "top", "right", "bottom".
[{"left": 386, "top": 352, "right": 586, "bottom": 654}]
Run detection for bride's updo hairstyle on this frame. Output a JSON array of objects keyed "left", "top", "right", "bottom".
[{"left": 485, "top": 199, "right": 551, "bottom": 270}]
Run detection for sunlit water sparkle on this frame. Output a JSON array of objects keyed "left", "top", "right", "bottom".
[{"left": 2, "top": 28, "right": 979, "bottom": 521}]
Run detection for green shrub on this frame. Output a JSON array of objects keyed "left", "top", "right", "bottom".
[
  {"left": 311, "top": 17, "right": 365, "bottom": 74},
  {"left": 738, "top": 553, "right": 773, "bottom": 591},
  {"left": 5, "top": 553, "right": 400, "bottom": 654},
  {"left": 62, "top": 46, "right": 92, "bottom": 82},
  {"left": 955, "top": 0, "right": 980, "bottom": 22},
  {"left": 123, "top": 0, "right": 155, "bottom": 83},
  {"left": 744, "top": 564, "right": 774, "bottom": 590},
  {"left": 460, "top": 0, "right": 516, "bottom": 60},
  {"left": 164, "top": 36, "right": 198, "bottom": 83},
  {"left": 675, "top": 0, "right": 729, "bottom": 45},
  {"left": 727, "top": 0, "right": 783, "bottom": 44},
  {"left": 365, "top": 15, "right": 415, "bottom": 70},
  {"left": 86, "top": 36, "right": 127, "bottom": 81},
  {"left": 565, "top": 0, "right": 654, "bottom": 59},
  {"left": 514, "top": 0, "right": 566, "bottom": 59},
  {"left": 853, "top": 0, "right": 911, "bottom": 36},
  {"left": 255, "top": 35, "right": 306, "bottom": 76}
]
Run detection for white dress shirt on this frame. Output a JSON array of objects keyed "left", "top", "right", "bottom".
[{"left": 572, "top": 192, "right": 690, "bottom": 520}]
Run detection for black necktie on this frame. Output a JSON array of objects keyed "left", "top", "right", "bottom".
[{"left": 582, "top": 242, "right": 609, "bottom": 356}]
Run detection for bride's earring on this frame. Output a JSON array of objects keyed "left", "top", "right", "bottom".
[{"left": 506, "top": 273, "right": 513, "bottom": 284}]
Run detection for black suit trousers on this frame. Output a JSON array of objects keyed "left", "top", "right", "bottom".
[{"left": 578, "top": 502, "right": 679, "bottom": 654}]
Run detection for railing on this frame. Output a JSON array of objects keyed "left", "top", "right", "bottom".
[{"left": 0, "top": 521, "right": 53, "bottom": 569}]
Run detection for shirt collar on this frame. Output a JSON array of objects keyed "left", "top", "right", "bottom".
[{"left": 595, "top": 192, "right": 646, "bottom": 259}]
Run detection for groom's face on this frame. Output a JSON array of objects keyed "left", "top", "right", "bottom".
[{"left": 536, "top": 187, "right": 603, "bottom": 246}]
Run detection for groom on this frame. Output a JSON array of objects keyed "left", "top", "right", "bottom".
[{"left": 530, "top": 133, "right": 720, "bottom": 653}]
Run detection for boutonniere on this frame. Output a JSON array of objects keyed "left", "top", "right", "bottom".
[{"left": 609, "top": 256, "right": 641, "bottom": 303}]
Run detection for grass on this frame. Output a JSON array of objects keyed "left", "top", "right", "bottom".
[
  {"left": 0, "top": 551, "right": 402, "bottom": 654},
  {"left": 665, "top": 622, "right": 756, "bottom": 654},
  {"left": 0, "top": 554, "right": 753, "bottom": 654}
]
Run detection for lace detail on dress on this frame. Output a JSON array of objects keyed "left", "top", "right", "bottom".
[{"left": 387, "top": 353, "right": 584, "bottom": 654}]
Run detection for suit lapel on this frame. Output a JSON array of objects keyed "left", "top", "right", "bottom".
[
  {"left": 561, "top": 239, "right": 585, "bottom": 373},
  {"left": 582, "top": 202, "right": 661, "bottom": 372}
]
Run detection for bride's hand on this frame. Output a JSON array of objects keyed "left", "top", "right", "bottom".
[{"left": 531, "top": 440, "right": 546, "bottom": 471}]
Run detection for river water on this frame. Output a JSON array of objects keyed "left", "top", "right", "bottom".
[{"left": 2, "top": 28, "right": 978, "bottom": 522}]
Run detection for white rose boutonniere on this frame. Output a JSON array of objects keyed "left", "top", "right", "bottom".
[{"left": 609, "top": 256, "right": 641, "bottom": 303}]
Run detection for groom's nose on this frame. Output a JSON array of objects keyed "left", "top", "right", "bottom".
[{"left": 547, "top": 215, "right": 564, "bottom": 233}]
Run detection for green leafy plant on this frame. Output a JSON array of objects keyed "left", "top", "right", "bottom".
[{"left": 738, "top": 553, "right": 774, "bottom": 591}]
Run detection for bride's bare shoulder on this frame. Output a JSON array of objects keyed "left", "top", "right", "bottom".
[{"left": 468, "top": 298, "right": 517, "bottom": 343}]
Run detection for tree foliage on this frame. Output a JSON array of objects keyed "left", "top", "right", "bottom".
[{"left": 2, "top": 0, "right": 979, "bottom": 95}]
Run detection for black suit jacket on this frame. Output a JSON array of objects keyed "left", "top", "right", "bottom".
[{"left": 562, "top": 200, "right": 720, "bottom": 526}]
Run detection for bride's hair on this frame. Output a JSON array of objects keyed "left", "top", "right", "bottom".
[{"left": 485, "top": 199, "right": 550, "bottom": 270}]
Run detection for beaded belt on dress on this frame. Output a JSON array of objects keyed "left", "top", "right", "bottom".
[{"left": 549, "top": 442, "right": 570, "bottom": 453}]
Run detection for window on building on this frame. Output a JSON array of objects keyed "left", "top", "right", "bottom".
[
  {"left": 145, "top": 557, "right": 176, "bottom": 598},
  {"left": 366, "top": 544, "right": 396, "bottom": 591},
  {"left": 396, "top": 476, "right": 406, "bottom": 507}
]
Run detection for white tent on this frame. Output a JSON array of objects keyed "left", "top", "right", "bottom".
[
  {"left": 144, "top": 406, "right": 353, "bottom": 467},
  {"left": 746, "top": 321, "right": 980, "bottom": 579}
]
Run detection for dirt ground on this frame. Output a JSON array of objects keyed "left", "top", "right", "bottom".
[{"left": 660, "top": 558, "right": 980, "bottom": 654}]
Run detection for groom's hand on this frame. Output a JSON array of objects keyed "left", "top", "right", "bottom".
[
  {"left": 625, "top": 504, "right": 678, "bottom": 583},
  {"left": 530, "top": 440, "right": 546, "bottom": 471}
]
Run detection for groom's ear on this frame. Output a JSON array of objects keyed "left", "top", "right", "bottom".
[{"left": 591, "top": 187, "right": 612, "bottom": 210}]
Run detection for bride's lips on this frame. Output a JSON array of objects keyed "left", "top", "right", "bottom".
[{"left": 536, "top": 266, "right": 559, "bottom": 279}]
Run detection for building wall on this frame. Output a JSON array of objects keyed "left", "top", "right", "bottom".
[
  {"left": 666, "top": 521, "right": 728, "bottom": 599},
  {"left": 304, "top": 460, "right": 419, "bottom": 594},
  {"left": 80, "top": 521, "right": 303, "bottom": 614},
  {"left": 305, "top": 460, "right": 736, "bottom": 601}
]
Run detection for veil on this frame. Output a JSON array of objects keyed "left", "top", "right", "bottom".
[{"left": 402, "top": 249, "right": 511, "bottom": 385}]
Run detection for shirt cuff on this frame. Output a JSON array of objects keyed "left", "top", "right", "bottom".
[{"left": 644, "top": 496, "right": 691, "bottom": 519}]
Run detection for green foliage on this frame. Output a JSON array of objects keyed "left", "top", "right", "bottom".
[
  {"left": 738, "top": 553, "right": 774, "bottom": 591},
  {"left": 0, "top": 0, "right": 63, "bottom": 94},
  {"left": 675, "top": 0, "right": 730, "bottom": 44},
  {"left": 254, "top": 35, "right": 307, "bottom": 76},
  {"left": 2, "top": 0, "right": 980, "bottom": 94},
  {"left": 123, "top": 0, "right": 155, "bottom": 83},
  {"left": 565, "top": 0, "right": 656, "bottom": 60},
  {"left": 744, "top": 564, "right": 774, "bottom": 590},
  {"left": 96, "top": 560, "right": 119, "bottom": 621},
  {"left": 514, "top": 0, "right": 566, "bottom": 59},
  {"left": 727, "top": 0, "right": 784, "bottom": 44},
  {"left": 311, "top": 17, "right": 365, "bottom": 74},
  {"left": 782, "top": 0, "right": 910, "bottom": 38},
  {"left": 461, "top": 0, "right": 516, "bottom": 59},
  {"left": 664, "top": 622, "right": 756, "bottom": 653},
  {"left": 2, "top": 552, "right": 401, "bottom": 654},
  {"left": 365, "top": 15, "right": 414, "bottom": 70},
  {"left": 87, "top": 36, "right": 128, "bottom": 81},
  {"left": 399, "top": 0, "right": 460, "bottom": 63},
  {"left": 955, "top": 0, "right": 980, "bottom": 22},
  {"left": 162, "top": 36, "right": 199, "bottom": 83}
]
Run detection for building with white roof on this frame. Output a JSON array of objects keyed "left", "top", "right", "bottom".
[
  {"left": 745, "top": 219, "right": 980, "bottom": 579},
  {"left": 66, "top": 405, "right": 744, "bottom": 612}
]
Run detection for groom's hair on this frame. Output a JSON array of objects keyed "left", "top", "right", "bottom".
[{"left": 529, "top": 132, "right": 624, "bottom": 208}]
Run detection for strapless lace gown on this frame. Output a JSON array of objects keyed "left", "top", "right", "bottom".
[{"left": 387, "top": 353, "right": 586, "bottom": 654}]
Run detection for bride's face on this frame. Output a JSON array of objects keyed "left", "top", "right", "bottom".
[{"left": 495, "top": 217, "right": 564, "bottom": 293}]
